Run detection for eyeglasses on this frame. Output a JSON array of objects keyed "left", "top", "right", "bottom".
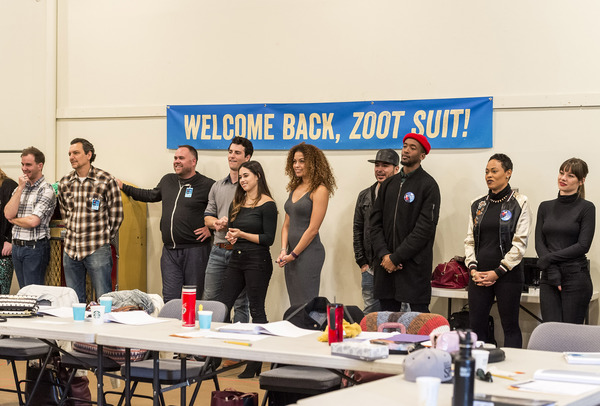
[{"left": 476, "top": 368, "right": 493, "bottom": 382}]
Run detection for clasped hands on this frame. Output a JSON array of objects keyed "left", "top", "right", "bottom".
[
  {"left": 225, "top": 228, "right": 241, "bottom": 245},
  {"left": 381, "top": 254, "right": 402, "bottom": 273},
  {"left": 471, "top": 270, "right": 498, "bottom": 287}
]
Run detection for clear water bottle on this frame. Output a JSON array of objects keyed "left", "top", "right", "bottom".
[{"left": 452, "top": 329, "right": 475, "bottom": 406}]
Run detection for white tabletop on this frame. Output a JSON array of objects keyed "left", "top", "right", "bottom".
[
  {"left": 432, "top": 287, "right": 600, "bottom": 304},
  {"left": 95, "top": 320, "right": 407, "bottom": 374},
  {"left": 296, "top": 348, "right": 600, "bottom": 406},
  {"left": 0, "top": 316, "right": 128, "bottom": 343}
]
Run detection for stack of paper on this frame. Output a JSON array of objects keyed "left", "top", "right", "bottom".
[
  {"left": 564, "top": 352, "right": 600, "bottom": 365},
  {"left": 216, "top": 321, "right": 315, "bottom": 338}
]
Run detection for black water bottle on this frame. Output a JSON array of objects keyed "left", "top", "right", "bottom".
[{"left": 453, "top": 329, "right": 475, "bottom": 406}]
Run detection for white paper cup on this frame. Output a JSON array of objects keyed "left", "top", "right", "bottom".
[
  {"left": 472, "top": 349, "right": 490, "bottom": 372},
  {"left": 416, "top": 376, "right": 441, "bottom": 406},
  {"left": 90, "top": 305, "right": 105, "bottom": 325}
]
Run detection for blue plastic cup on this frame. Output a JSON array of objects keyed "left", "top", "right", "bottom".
[
  {"left": 198, "top": 310, "right": 213, "bottom": 330},
  {"left": 73, "top": 303, "right": 86, "bottom": 322},
  {"left": 100, "top": 297, "right": 113, "bottom": 313}
]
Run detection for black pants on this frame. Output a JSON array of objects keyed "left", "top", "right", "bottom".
[
  {"left": 540, "top": 263, "right": 592, "bottom": 324},
  {"left": 468, "top": 273, "right": 523, "bottom": 348},
  {"left": 218, "top": 248, "right": 273, "bottom": 324},
  {"left": 379, "top": 299, "right": 429, "bottom": 313}
]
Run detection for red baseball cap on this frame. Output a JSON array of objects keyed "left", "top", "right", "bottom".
[{"left": 403, "top": 133, "right": 431, "bottom": 155}]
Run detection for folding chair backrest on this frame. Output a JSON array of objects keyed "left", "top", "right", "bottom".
[
  {"left": 17, "top": 284, "right": 79, "bottom": 307},
  {"left": 528, "top": 322, "right": 600, "bottom": 352},
  {"left": 158, "top": 299, "right": 228, "bottom": 323}
]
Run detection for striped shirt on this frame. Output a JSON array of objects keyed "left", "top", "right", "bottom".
[
  {"left": 11, "top": 176, "right": 56, "bottom": 241},
  {"left": 58, "top": 166, "right": 124, "bottom": 260}
]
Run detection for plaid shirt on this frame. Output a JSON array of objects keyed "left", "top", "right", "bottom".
[
  {"left": 11, "top": 176, "right": 56, "bottom": 241},
  {"left": 58, "top": 166, "right": 123, "bottom": 260}
]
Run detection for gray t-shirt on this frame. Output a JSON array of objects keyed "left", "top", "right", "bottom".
[{"left": 203, "top": 174, "right": 237, "bottom": 244}]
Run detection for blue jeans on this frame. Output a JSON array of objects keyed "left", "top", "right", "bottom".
[
  {"left": 361, "top": 269, "right": 380, "bottom": 315},
  {"left": 203, "top": 245, "right": 249, "bottom": 323},
  {"left": 63, "top": 243, "right": 113, "bottom": 303},
  {"left": 12, "top": 239, "right": 50, "bottom": 288}
]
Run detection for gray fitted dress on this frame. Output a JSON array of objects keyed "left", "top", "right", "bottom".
[{"left": 284, "top": 191, "right": 325, "bottom": 306}]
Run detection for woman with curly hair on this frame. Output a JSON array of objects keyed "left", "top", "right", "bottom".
[
  {"left": 0, "top": 168, "right": 17, "bottom": 294},
  {"left": 277, "top": 142, "right": 336, "bottom": 305}
]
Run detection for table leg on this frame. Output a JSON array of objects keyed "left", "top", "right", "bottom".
[
  {"left": 180, "top": 356, "right": 187, "bottom": 406},
  {"left": 153, "top": 351, "right": 159, "bottom": 406},
  {"left": 97, "top": 344, "right": 104, "bottom": 406},
  {"left": 124, "top": 348, "right": 131, "bottom": 406},
  {"left": 447, "top": 298, "right": 452, "bottom": 320}
]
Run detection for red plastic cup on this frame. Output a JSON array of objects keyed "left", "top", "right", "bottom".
[
  {"left": 181, "top": 285, "right": 197, "bottom": 328},
  {"left": 327, "top": 303, "right": 344, "bottom": 345}
]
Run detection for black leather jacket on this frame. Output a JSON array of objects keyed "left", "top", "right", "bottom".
[{"left": 353, "top": 182, "right": 377, "bottom": 268}]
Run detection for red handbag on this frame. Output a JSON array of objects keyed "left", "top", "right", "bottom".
[{"left": 431, "top": 257, "right": 469, "bottom": 289}]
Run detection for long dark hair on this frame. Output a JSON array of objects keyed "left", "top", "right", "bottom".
[
  {"left": 560, "top": 158, "right": 589, "bottom": 199},
  {"left": 230, "top": 161, "right": 272, "bottom": 221}
]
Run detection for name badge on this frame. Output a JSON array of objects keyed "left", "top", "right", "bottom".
[
  {"left": 185, "top": 187, "right": 193, "bottom": 198},
  {"left": 91, "top": 199, "right": 100, "bottom": 211}
]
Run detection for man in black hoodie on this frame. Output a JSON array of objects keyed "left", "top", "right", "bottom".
[{"left": 118, "top": 145, "right": 215, "bottom": 302}]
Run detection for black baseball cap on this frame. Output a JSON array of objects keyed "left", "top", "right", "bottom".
[{"left": 368, "top": 149, "right": 399, "bottom": 166}]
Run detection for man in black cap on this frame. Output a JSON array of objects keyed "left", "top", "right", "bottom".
[{"left": 353, "top": 149, "right": 399, "bottom": 315}]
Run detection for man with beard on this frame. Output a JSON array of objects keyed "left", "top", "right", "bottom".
[
  {"left": 369, "top": 133, "right": 441, "bottom": 312},
  {"left": 353, "top": 149, "right": 399, "bottom": 315},
  {"left": 118, "top": 145, "right": 214, "bottom": 302},
  {"left": 4, "top": 147, "right": 56, "bottom": 288},
  {"left": 59, "top": 138, "right": 123, "bottom": 303},
  {"left": 202, "top": 137, "right": 253, "bottom": 323}
]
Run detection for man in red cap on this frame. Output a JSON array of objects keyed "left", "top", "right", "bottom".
[{"left": 369, "top": 133, "right": 441, "bottom": 312}]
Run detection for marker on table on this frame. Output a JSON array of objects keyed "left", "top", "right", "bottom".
[{"left": 224, "top": 340, "right": 252, "bottom": 347}]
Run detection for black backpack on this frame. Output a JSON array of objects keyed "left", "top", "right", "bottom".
[{"left": 449, "top": 304, "right": 496, "bottom": 346}]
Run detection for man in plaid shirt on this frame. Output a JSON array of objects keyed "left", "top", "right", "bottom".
[
  {"left": 4, "top": 147, "right": 56, "bottom": 288},
  {"left": 58, "top": 138, "right": 123, "bottom": 303}
]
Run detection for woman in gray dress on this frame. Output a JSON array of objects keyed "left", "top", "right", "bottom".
[{"left": 277, "top": 143, "right": 336, "bottom": 305}]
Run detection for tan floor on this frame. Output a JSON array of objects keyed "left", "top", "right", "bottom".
[{"left": 0, "top": 360, "right": 266, "bottom": 406}]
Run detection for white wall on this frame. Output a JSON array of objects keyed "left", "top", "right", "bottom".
[{"left": 4, "top": 1, "right": 600, "bottom": 338}]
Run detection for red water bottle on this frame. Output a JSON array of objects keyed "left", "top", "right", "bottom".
[
  {"left": 327, "top": 303, "right": 344, "bottom": 345},
  {"left": 181, "top": 285, "right": 196, "bottom": 328}
]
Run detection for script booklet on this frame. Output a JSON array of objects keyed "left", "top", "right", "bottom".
[
  {"left": 473, "top": 394, "right": 555, "bottom": 406},
  {"left": 564, "top": 352, "right": 600, "bottom": 365},
  {"left": 509, "top": 369, "right": 600, "bottom": 396},
  {"left": 216, "top": 321, "right": 315, "bottom": 338}
]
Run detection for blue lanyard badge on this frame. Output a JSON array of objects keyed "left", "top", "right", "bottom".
[
  {"left": 185, "top": 187, "right": 193, "bottom": 198},
  {"left": 91, "top": 198, "right": 100, "bottom": 211}
]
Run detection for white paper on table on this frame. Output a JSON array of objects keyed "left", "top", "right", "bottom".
[
  {"left": 353, "top": 332, "right": 397, "bottom": 340},
  {"left": 104, "top": 311, "right": 169, "bottom": 325},
  {"left": 510, "top": 379, "right": 598, "bottom": 396},
  {"left": 37, "top": 306, "right": 74, "bottom": 318},
  {"left": 216, "top": 321, "right": 315, "bottom": 338},
  {"left": 171, "top": 330, "right": 268, "bottom": 341}
]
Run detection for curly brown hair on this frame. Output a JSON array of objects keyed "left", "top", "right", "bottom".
[{"left": 285, "top": 142, "right": 336, "bottom": 196}]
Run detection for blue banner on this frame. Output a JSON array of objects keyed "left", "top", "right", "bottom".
[{"left": 167, "top": 96, "right": 492, "bottom": 150}]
